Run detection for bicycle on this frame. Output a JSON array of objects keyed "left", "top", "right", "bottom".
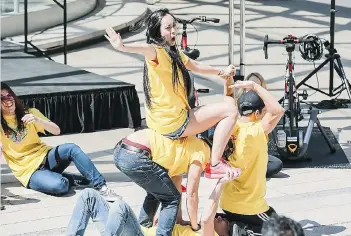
[
  {"left": 176, "top": 16, "right": 220, "bottom": 108},
  {"left": 263, "top": 35, "right": 335, "bottom": 160}
]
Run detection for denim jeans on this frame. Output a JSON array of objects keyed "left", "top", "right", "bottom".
[
  {"left": 66, "top": 188, "right": 144, "bottom": 236},
  {"left": 28, "top": 143, "right": 105, "bottom": 195},
  {"left": 266, "top": 155, "right": 283, "bottom": 178},
  {"left": 113, "top": 142, "right": 180, "bottom": 236},
  {"left": 163, "top": 112, "right": 190, "bottom": 139}
]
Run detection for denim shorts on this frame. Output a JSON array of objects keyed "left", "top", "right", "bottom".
[{"left": 163, "top": 112, "right": 190, "bottom": 140}]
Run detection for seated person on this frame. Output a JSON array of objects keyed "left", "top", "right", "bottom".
[
  {"left": 66, "top": 173, "right": 238, "bottom": 236},
  {"left": 0, "top": 82, "right": 119, "bottom": 201},
  {"left": 226, "top": 72, "right": 283, "bottom": 178},
  {"left": 220, "top": 81, "right": 285, "bottom": 235},
  {"left": 113, "top": 128, "right": 241, "bottom": 235},
  {"left": 262, "top": 214, "right": 305, "bottom": 236}
]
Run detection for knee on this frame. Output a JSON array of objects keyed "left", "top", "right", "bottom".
[
  {"left": 61, "top": 143, "right": 85, "bottom": 158},
  {"left": 223, "top": 96, "right": 238, "bottom": 119},
  {"left": 79, "top": 188, "right": 99, "bottom": 200},
  {"left": 272, "top": 156, "right": 283, "bottom": 170},
  {"left": 110, "top": 198, "right": 130, "bottom": 217},
  {"left": 51, "top": 177, "right": 70, "bottom": 196},
  {"left": 62, "top": 143, "right": 81, "bottom": 153}
]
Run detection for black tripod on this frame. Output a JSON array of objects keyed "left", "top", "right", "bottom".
[{"left": 296, "top": 0, "right": 351, "bottom": 106}]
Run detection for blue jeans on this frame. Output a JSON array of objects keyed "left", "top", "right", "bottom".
[
  {"left": 266, "top": 155, "right": 283, "bottom": 178},
  {"left": 66, "top": 188, "right": 144, "bottom": 236},
  {"left": 162, "top": 112, "right": 190, "bottom": 139},
  {"left": 113, "top": 141, "right": 180, "bottom": 236},
  {"left": 28, "top": 143, "right": 105, "bottom": 195}
]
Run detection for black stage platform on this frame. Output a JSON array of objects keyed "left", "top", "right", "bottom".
[{"left": 1, "top": 41, "right": 141, "bottom": 134}]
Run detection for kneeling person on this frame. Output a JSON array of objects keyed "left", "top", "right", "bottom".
[{"left": 220, "top": 81, "right": 285, "bottom": 235}]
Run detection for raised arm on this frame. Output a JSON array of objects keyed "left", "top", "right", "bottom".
[
  {"left": 224, "top": 76, "right": 235, "bottom": 97},
  {"left": 252, "top": 83, "right": 284, "bottom": 134},
  {"left": 22, "top": 109, "right": 60, "bottom": 135},
  {"left": 104, "top": 27, "right": 156, "bottom": 61},
  {"left": 186, "top": 60, "right": 236, "bottom": 81},
  {"left": 200, "top": 171, "right": 240, "bottom": 236},
  {"left": 231, "top": 81, "right": 284, "bottom": 135}
]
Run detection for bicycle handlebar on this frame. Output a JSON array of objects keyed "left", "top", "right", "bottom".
[
  {"left": 176, "top": 16, "right": 220, "bottom": 25},
  {"left": 263, "top": 34, "right": 315, "bottom": 59}
]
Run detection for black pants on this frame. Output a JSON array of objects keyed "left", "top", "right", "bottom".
[
  {"left": 223, "top": 207, "right": 276, "bottom": 235},
  {"left": 266, "top": 155, "right": 283, "bottom": 178}
]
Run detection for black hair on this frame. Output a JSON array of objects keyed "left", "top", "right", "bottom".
[
  {"left": 262, "top": 214, "right": 305, "bottom": 236},
  {"left": 1, "top": 82, "right": 29, "bottom": 136},
  {"left": 143, "top": 8, "right": 191, "bottom": 109}
]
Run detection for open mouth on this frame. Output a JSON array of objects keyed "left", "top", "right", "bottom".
[{"left": 4, "top": 101, "right": 14, "bottom": 109}]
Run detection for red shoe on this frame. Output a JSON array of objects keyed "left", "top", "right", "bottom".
[{"left": 204, "top": 160, "right": 231, "bottom": 179}]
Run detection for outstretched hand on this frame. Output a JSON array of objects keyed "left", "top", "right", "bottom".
[
  {"left": 225, "top": 64, "right": 236, "bottom": 77},
  {"left": 229, "top": 80, "right": 256, "bottom": 90},
  {"left": 219, "top": 167, "right": 242, "bottom": 184},
  {"left": 219, "top": 65, "right": 236, "bottom": 80},
  {"left": 105, "top": 27, "right": 124, "bottom": 51}
]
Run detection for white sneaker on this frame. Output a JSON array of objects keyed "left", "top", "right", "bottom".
[
  {"left": 98, "top": 185, "right": 121, "bottom": 202},
  {"left": 232, "top": 223, "right": 250, "bottom": 236}
]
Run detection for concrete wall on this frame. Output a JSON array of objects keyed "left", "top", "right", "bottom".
[{"left": 1, "top": 0, "right": 96, "bottom": 39}]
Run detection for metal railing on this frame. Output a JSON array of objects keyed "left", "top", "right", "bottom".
[
  {"left": 229, "top": 0, "right": 245, "bottom": 79},
  {"left": 24, "top": 0, "right": 68, "bottom": 64}
]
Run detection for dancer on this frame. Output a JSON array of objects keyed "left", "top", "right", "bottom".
[
  {"left": 219, "top": 80, "right": 285, "bottom": 235},
  {"left": 66, "top": 174, "right": 238, "bottom": 236},
  {"left": 225, "top": 72, "right": 283, "bottom": 177},
  {"left": 113, "top": 128, "right": 241, "bottom": 236},
  {"left": 0, "top": 82, "right": 119, "bottom": 201},
  {"left": 105, "top": 8, "right": 238, "bottom": 179}
]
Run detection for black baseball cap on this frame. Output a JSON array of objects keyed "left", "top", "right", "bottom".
[{"left": 237, "top": 90, "right": 265, "bottom": 116}]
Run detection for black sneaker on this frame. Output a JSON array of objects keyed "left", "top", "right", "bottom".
[{"left": 62, "top": 173, "right": 91, "bottom": 187}]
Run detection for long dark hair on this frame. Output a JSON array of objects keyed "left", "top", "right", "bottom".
[
  {"left": 1, "top": 82, "right": 28, "bottom": 135},
  {"left": 143, "top": 8, "right": 191, "bottom": 109}
]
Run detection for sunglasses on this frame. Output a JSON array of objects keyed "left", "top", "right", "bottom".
[{"left": 1, "top": 94, "right": 14, "bottom": 102}]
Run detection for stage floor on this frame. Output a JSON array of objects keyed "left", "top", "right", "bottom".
[{"left": 1, "top": 41, "right": 141, "bottom": 134}]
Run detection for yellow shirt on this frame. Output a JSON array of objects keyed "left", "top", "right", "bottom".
[
  {"left": 145, "top": 46, "right": 191, "bottom": 134},
  {"left": 220, "top": 121, "right": 269, "bottom": 215},
  {"left": 142, "top": 224, "right": 218, "bottom": 236},
  {"left": 147, "top": 129, "right": 210, "bottom": 177},
  {"left": 1, "top": 108, "right": 52, "bottom": 187}
]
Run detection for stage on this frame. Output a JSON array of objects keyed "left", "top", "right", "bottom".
[{"left": 1, "top": 41, "right": 141, "bottom": 134}]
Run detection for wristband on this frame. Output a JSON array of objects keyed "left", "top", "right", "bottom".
[{"left": 191, "top": 223, "right": 201, "bottom": 232}]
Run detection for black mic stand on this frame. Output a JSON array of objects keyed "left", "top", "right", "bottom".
[{"left": 295, "top": 0, "right": 351, "bottom": 108}]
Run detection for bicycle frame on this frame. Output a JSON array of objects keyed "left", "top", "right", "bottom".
[
  {"left": 181, "top": 22, "right": 188, "bottom": 50},
  {"left": 283, "top": 43, "right": 298, "bottom": 136},
  {"left": 264, "top": 34, "right": 335, "bottom": 159}
]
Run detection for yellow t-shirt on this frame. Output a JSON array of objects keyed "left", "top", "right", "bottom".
[
  {"left": 1, "top": 108, "right": 52, "bottom": 187},
  {"left": 145, "top": 46, "right": 191, "bottom": 135},
  {"left": 147, "top": 129, "right": 210, "bottom": 177},
  {"left": 220, "top": 121, "right": 269, "bottom": 215},
  {"left": 142, "top": 224, "right": 218, "bottom": 236}
]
